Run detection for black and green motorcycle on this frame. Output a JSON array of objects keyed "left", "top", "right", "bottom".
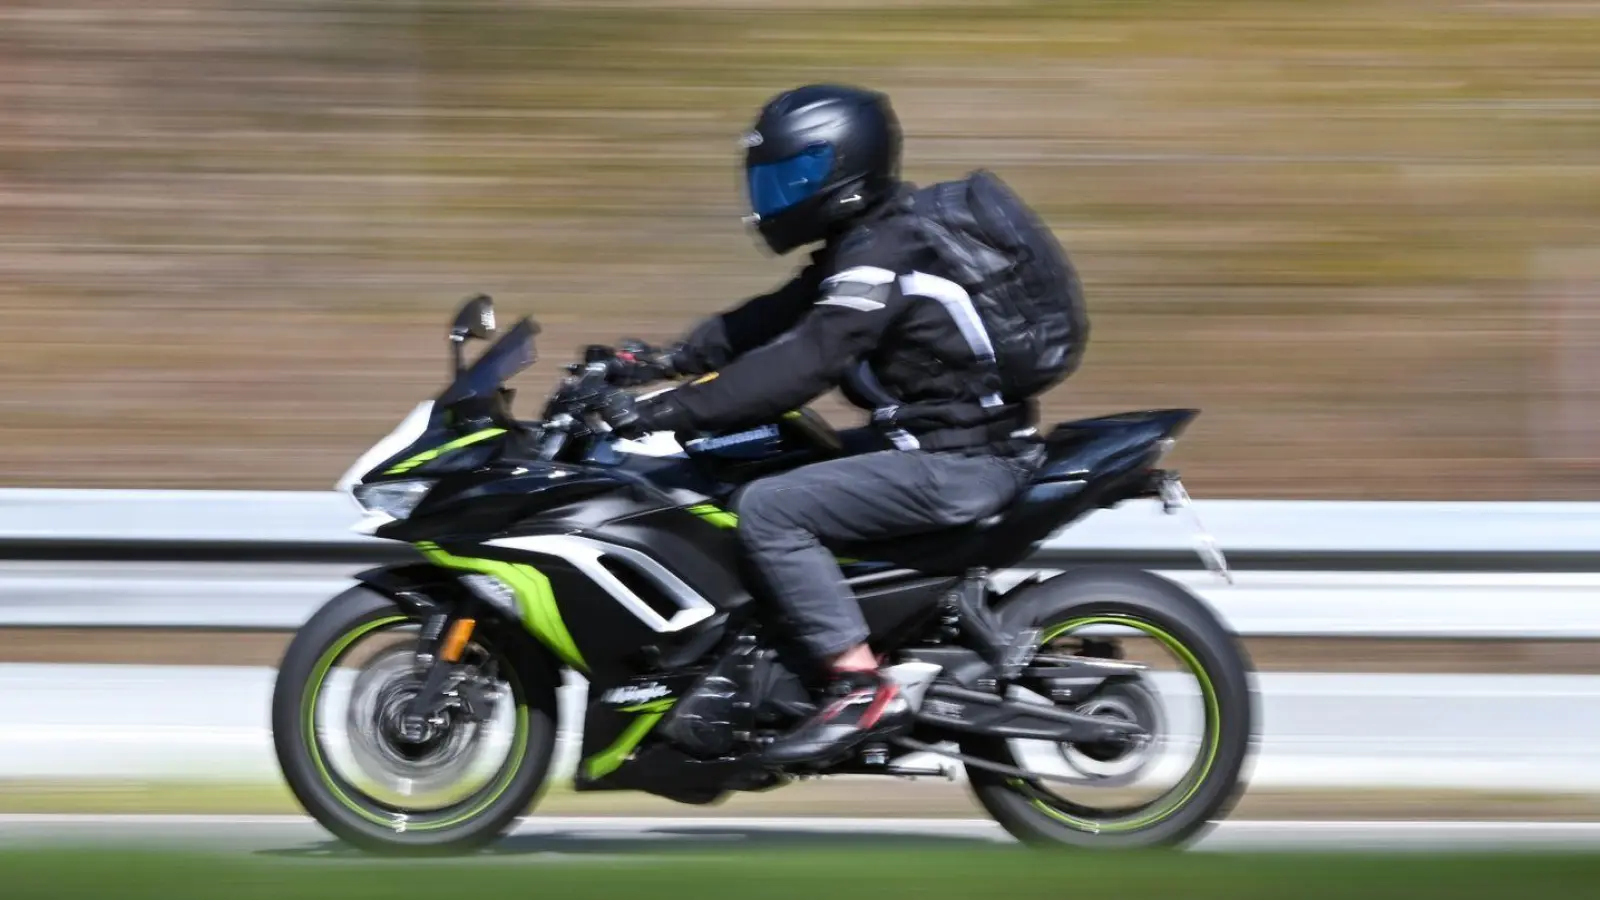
[{"left": 270, "top": 294, "right": 1257, "bottom": 854}]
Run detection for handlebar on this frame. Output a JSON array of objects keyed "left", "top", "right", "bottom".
[
  {"left": 492, "top": 339, "right": 678, "bottom": 462},
  {"left": 525, "top": 353, "right": 652, "bottom": 460}
]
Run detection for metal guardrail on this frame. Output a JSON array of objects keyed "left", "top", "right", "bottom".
[{"left": 2, "top": 489, "right": 1598, "bottom": 636}]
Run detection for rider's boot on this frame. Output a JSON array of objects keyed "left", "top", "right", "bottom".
[{"left": 761, "top": 667, "right": 912, "bottom": 767}]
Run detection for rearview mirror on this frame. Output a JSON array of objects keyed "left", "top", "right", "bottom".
[
  {"left": 449, "top": 293, "right": 496, "bottom": 375},
  {"left": 451, "top": 293, "right": 496, "bottom": 341}
]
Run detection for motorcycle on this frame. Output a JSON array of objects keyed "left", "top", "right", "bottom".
[{"left": 270, "top": 293, "right": 1257, "bottom": 854}]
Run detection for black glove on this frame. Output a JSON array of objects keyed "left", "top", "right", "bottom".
[
  {"left": 592, "top": 388, "right": 650, "bottom": 439},
  {"left": 592, "top": 387, "right": 692, "bottom": 439}
]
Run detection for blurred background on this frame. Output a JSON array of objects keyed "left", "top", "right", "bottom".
[{"left": 3, "top": 0, "right": 1598, "bottom": 497}]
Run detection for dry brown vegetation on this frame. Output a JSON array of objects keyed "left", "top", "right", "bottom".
[{"left": 3, "top": 0, "right": 1599, "bottom": 497}]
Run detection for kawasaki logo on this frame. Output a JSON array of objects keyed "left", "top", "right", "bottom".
[
  {"left": 685, "top": 424, "right": 779, "bottom": 452},
  {"left": 602, "top": 682, "right": 671, "bottom": 705}
]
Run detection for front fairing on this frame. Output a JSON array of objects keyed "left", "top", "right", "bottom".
[
  {"left": 337, "top": 318, "right": 539, "bottom": 532},
  {"left": 336, "top": 400, "right": 437, "bottom": 533}
]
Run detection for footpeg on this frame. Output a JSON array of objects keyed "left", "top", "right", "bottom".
[{"left": 884, "top": 661, "right": 942, "bottom": 712}]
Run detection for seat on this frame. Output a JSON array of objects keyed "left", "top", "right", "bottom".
[{"left": 832, "top": 409, "right": 1196, "bottom": 576}]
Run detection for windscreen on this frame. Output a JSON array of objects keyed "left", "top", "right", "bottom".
[{"left": 435, "top": 316, "right": 537, "bottom": 407}]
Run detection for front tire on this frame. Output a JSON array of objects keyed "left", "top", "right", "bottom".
[
  {"left": 270, "top": 585, "right": 561, "bottom": 854},
  {"left": 964, "top": 566, "right": 1257, "bottom": 849}
]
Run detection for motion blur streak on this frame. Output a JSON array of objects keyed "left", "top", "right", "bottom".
[{"left": 0, "top": 1, "right": 1597, "bottom": 498}]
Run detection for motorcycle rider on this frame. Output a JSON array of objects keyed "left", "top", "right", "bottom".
[{"left": 594, "top": 84, "right": 1071, "bottom": 767}]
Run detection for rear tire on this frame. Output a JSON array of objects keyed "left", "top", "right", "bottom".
[
  {"left": 964, "top": 566, "right": 1256, "bottom": 849},
  {"left": 270, "top": 585, "right": 560, "bottom": 855}
]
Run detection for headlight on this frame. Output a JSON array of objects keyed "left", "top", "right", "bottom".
[{"left": 352, "top": 479, "right": 434, "bottom": 520}]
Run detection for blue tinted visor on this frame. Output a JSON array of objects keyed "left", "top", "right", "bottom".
[{"left": 746, "top": 144, "right": 834, "bottom": 218}]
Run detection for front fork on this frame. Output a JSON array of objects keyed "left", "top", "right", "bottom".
[{"left": 398, "top": 603, "right": 500, "bottom": 738}]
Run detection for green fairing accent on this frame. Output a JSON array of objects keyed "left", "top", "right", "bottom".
[
  {"left": 686, "top": 503, "right": 739, "bottom": 529},
  {"left": 301, "top": 615, "right": 533, "bottom": 832},
  {"left": 617, "top": 698, "right": 675, "bottom": 714},
  {"left": 582, "top": 702, "right": 675, "bottom": 780},
  {"left": 415, "top": 543, "right": 589, "bottom": 672},
  {"left": 384, "top": 428, "right": 506, "bottom": 474},
  {"left": 1017, "top": 615, "right": 1222, "bottom": 834}
]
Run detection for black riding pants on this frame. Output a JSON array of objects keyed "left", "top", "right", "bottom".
[{"left": 732, "top": 441, "right": 1039, "bottom": 662}]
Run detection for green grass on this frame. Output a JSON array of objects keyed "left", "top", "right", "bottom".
[{"left": 5, "top": 846, "right": 1600, "bottom": 900}]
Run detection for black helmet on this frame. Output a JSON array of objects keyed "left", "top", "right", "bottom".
[{"left": 741, "top": 84, "right": 902, "bottom": 255}]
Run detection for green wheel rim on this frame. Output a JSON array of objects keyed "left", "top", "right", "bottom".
[
  {"left": 299, "top": 615, "right": 533, "bottom": 833},
  {"left": 1009, "top": 614, "right": 1222, "bottom": 834}
]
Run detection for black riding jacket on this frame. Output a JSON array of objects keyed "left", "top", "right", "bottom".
[{"left": 643, "top": 186, "right": 1039, "bottom": 452}]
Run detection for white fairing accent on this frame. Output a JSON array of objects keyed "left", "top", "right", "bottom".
[
  {"left": 485, "top": 534, "right": 718, "bottom": 633},
  {"left": 610, "top": 429, "right": 686, "bottom": 458},
  {"left": 350, "top": 513, "right": 396, "bottom": 537},
  {"left": 611, "top": 385, "right": 687, "bottom": 457},
  {"left": 335, "top": 401, "right": 435, "bottom": 534}
]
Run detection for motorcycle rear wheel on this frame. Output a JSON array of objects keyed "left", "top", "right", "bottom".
[{"left": 964, "top": 567, "right": 1256, "bottom": 849}]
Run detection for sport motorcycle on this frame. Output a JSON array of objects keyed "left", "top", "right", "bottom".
[{"left": 269, "top": 294, "right": 1257, "bottom": 854}]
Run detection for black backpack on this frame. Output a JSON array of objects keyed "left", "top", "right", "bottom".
[{"left": 906, "top": 170, "right": 1089, "bottom": 403}]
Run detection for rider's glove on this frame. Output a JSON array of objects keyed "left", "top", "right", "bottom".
[
  {"left": 593, "top": 389, "right": 650, "bottom": 439},
  {"left": 593, "top": 388, "right": 691, "bottom": 439}
]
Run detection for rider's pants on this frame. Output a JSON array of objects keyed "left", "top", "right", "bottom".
[{"left": 732, "top": 440, "right": 1039, "bottom": 663}]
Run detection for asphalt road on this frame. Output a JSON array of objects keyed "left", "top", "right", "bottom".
[{"left": 4, "top": 814, "right": 1600, "bottom": 856}]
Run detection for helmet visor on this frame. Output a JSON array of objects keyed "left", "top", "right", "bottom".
[{"left": 746, "top": 144, "right": 834, "bottom": 219}]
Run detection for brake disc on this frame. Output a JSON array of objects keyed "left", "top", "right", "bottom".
[{"left": 341, "top": 646, "right": 497, "bottom": 799}]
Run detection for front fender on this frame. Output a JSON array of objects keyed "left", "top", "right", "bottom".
[
  {"left": 348, "top": 561, "right": 567, "bottom": 686},
  {"left": 351, "top": 562, "right": 467, "bottom": 617}
]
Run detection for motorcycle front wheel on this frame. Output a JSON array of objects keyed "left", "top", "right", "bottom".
[{"left": 270, "top": 585, "right": 560, "bottom": 855}]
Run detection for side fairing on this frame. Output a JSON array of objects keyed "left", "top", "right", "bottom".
[
  {"left": 417, "top": 505, "right": 751, "bottom": 785},
  {"left": 378, "top": 465, "right": 616, "bottom": 543},
  {"left": 418, "top": 502, "right": 749, "bottom": 681}
]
